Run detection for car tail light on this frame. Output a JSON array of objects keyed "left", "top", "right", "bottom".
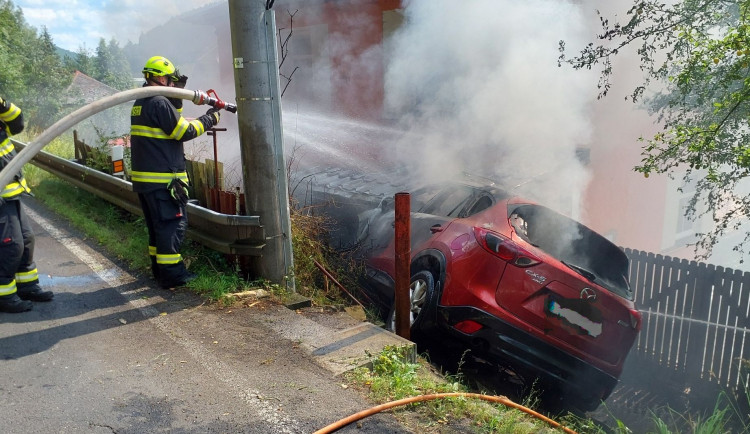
[
  {"left": 629, "top": 309, "right": 642, "bottom": 331},
  {"left": 473, "top": 227, "right": 541, "bottom": 267},
  {"left": 453, "top": 320, "right": 484, "bottom": 334}
]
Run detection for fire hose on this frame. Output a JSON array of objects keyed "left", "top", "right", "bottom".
[
  {"left": 0, "top": 86, "right": 235, "bottom": 189},
  {"left": 313, "top": 392, "right": 577, "bottom": 434}
]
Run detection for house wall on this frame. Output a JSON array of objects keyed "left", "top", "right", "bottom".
[
  {"left": 583, "top": 100, "right": 667, "bottom": 252},
  {"left": 279, "top": 0, "right": 401, "bottom": 120}
]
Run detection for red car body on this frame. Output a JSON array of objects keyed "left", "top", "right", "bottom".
[{"left": 357, "top": 180, "right": 642, "bottom": 410}]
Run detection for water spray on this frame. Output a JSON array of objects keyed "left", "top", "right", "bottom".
[{"left": 0, "top": 86, "right": 235, "bottom": 189}]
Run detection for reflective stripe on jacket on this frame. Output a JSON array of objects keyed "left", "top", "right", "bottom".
[
  {"left": 130, "top": 92, "right": 216, "bottom": 193},
  {"left": 0, "top": 102, "right": 21, "bottom": 124},
  {"left": 0, "top": 98, "right": 29, "bottom": 199},
  {"left": 130, "top": 171, "right": 189, "bottom": 184}
]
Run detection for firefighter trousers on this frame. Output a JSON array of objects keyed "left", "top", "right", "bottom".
[
  {"left": 0, "top": 198, "right": 39, "bottom": 296},
  {"left": 138, "top": 189, "right": 190, "bottom": 288}
]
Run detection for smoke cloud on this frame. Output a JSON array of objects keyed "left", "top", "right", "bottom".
[{"left": 379, "top": 0, "right": 598, "bottom": 215}]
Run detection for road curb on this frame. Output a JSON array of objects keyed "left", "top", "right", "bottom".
[
  {"left": 311, "top": 322, "right": 416, "bottom": 376},
  {"left": 257, "top": 304, "right": 416, "bottom": 378}
]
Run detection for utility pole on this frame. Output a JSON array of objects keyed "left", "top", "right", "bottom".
[{"left": 227, "top": 1, "right": 294, "bottom": 289}]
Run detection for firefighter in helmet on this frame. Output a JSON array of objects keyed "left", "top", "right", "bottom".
[
  {"left": 0, "top": 96, "right": 54, "bottom": 313},
  {"left": 130, "top": 56, "right": 220, "bottom": 289}
]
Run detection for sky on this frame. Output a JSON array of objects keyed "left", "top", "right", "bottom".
[{"left": 12, "top": 0, "right": 219, "bottom": 52}]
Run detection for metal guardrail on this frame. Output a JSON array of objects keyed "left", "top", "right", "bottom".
[{"left": 13, "top": 140, "right": 265, "bottom": 256}]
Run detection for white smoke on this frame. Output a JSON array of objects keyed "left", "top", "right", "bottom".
[{"left": 382, "top": 0, "right": 598, "bottom": 214}]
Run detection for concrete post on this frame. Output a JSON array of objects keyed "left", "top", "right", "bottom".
[{"left": 227, "top": 1, "right": 294, "bottom": 289}]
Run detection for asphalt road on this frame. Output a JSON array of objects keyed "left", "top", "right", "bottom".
[{"left": 0, "top": 198, "right": 409, "bottom": 434}]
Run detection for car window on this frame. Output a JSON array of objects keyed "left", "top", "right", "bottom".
[
  {"left": 409, "top": 185, "right": 443, "bottom": 210},
  {"left": 420, "top": 186, "right": 473, "bottom": 217},
  {"left": 462, "top": 195, "right": 494, "bottom": 217},
  {"left": 413, "top": 183, "right": 505, "bottom": 218},
  {"left": 510, "top": 204, "right": 632, "bottom": 300}
]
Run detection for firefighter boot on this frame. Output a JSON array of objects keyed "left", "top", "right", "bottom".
[
  {"left": 17, "top": 284, "right": 54, "bottom": 302},
  {"left": 0, "top": 293, "right": 33, "bottom": 313},
  {"left": 161, "top": 272, "right": 197, "bottom": 290}
]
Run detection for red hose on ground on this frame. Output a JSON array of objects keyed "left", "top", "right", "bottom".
[{"left": 313, "top": 392, "right": 577, "bottom": 434}]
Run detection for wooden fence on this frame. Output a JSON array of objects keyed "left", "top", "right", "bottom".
[{"left": 625, "top": 248, "right": 750, "bottom": 393}]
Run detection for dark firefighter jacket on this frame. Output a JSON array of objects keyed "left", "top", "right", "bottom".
[
  {"left": 130, "top": 93, "right": 218, "bottom": 193},
  {"left": 0, "top": 97, "right": 31, "bottom": 200}
]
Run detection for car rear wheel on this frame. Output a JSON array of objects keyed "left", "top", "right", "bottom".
[{"left": 386, "top": 270, "right": 437, "bottom": 334}]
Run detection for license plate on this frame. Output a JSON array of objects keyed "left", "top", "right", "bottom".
[{"left": 547, "top": 298, "right": 602, "bottom": 338}]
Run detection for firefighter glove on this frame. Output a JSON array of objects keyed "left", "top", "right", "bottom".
[
  {"left": 206, "top": 107, "right": 221, "bottom": 124},
  {"left": 174, "top": 74, "right": 188, "bottom": 89},
  {"left": 167, "top": 178, "right": 190, "bottom": 208}
]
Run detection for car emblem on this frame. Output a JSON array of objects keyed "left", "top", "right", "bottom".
[
  {"left": 580, "top": 287, "right": 597, "bottom": 302},
  {"left": 525, "top": 269, "right": 546, "bottom": 284}
]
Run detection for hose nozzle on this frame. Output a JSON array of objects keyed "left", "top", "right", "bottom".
[{"left": 192, "top": 89, "right": 237, "bottom": 113}]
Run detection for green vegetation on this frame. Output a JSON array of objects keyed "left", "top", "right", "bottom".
[
  {"left": 290, "top": 209, "right": 361, "bottom": 308},
  {"left": 648, "top": 366, "right": 750, "bottom": 434},
  {"left": 348, "top": 346, "right": 750, "bottom": 433},
  {"left": 0, "top": 0, "right": 133, "bottom": 130},
  {"left": 32, "top": 178, "right": 152, "bottom": 271},
  {"left": 346, "top": 345, "right": 561, "bottom": 433}
]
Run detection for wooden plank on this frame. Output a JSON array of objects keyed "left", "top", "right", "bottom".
[
  {"left": 664, "top": 292, "right": 680, "bottom": 367},
  {"left": 628, "top": 249, "right": 649, "bottom": 354},
  {"left": 217, "top": 161, "right": 224, "bottom": 190},
  {"left": 671, "top": 263, "right": 691, "bottom": 371},
  {"left": 73, "top": 130, "right": 88, "bottom": 163},
  {"left": 685, "top": 262, "right": 711, "bottom": 379},
  {"left": 711, "top": 266, "right": 731, "bottom": 385},
  {"left": 187, "top": 160, "right": 207, "bottom": 207},
  {"left": 219, "top": 190, "right": 236, "bottom": 214},
  {"left": 737, "top": 269, "right": 750, "bottom": 329},
  {"left": 204, "top": 159, "right": 224, "bottom": 190},
  {"left": 644, "top": 252, "right": 658, "bottom": 356}
]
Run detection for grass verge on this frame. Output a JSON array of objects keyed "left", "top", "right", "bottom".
[{"left": 345, "top": 345, "right": 564, "bottom": 433}]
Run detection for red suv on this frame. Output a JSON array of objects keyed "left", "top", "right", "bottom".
[{"left": 356, "top": 180, "right": 642, "bottom": 411}]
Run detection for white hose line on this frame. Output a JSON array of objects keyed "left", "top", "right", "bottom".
[{"left": 0, "top": 87, "right": 198, "bottom": 189}]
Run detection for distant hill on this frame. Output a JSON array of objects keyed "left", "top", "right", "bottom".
[{"left": 56, "top": 45, "right": 76, "bottom": 60}]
